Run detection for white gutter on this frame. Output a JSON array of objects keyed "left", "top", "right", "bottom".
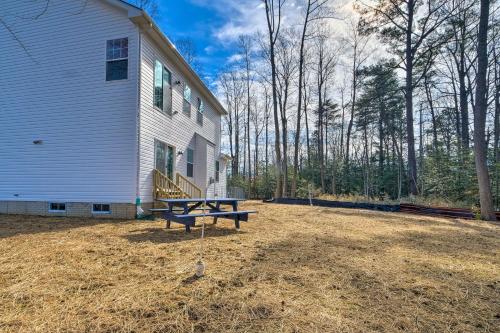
[{"left": 135, "top": 28, "right": 142, "bottom": 211}]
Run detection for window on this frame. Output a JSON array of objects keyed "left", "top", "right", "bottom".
[
  {"left": 155, "top": 140, "right": 174, "bottom": 179},
  {"left": 49, "top": 203, "right": 66, "bottom": 212},
  {"left": 215, "top": 161, "right": 220, "bottom": 182},
  {"left": 186, "top": 148, "right": 194, "bottom": 177},
  {"left": 154, "top": 61, "right": 163, "bottom": 108},
  {"left": 183, "top": 84, "right": 191, "bottom": 115},
  {"left": 163, "top": 67, "right": 172, "bottom": 113},
  {"left": 153, "top": 60, "right": 172, "bottom": 113},
  {"left": 196, "top": 97, "right": 204, "bottom": 125},
  {"left": 93, "top": 204, "right": 111, "bottom": 213},
  {"left": 106, "top": 38, "right": 128, "bottom": 81}
]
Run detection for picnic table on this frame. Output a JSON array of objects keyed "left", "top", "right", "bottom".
[{"left": 150, "top": 198, "right": 256, "bottom": 232}]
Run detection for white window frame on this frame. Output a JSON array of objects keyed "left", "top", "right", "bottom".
[
  {"left": 183, "top": 83, "right": 192, "bottom": 116},
  {"left": 48, "top": 202, "right": 66, "bottom": 213},
  {"left": 153, "top": 60, "right": 173, "bottom": 114},
  {"left": 196, "top": 97, "right": 204, "bottom": 125},
  {"left": 105, "top": 37, "right": 128, "bottom": 81},
  {"left": 92, "top": 203, "right": 111, "bottom": 214}
]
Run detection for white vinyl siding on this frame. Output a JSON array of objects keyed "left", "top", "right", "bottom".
[
  {"left": 138, "top": 33, "right": 223, "bottom": 202},
  {"left": 0, "top": 0, "right": 138, "bottom": 203}
]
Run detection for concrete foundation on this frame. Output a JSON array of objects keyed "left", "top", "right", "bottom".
[{"left": 0, "top": 201, "right": 138, "bottom": 219}]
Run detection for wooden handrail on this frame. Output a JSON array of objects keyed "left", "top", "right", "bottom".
[
  {"left": 176, "top": 173, "right": 202, "bottom": 198},
  {"left": 153, "top": 169, "right": 188, "bottom": 199}
]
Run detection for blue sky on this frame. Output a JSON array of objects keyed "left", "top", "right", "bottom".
[
  {"left": 153, "top": 0, "right": 263, "bottom": 83},
  {"left": 148, "top": 0, "right": 352, "bottom": 85}
]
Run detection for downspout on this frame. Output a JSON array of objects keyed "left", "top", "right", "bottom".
[{"left": 135, "top": 27, "right": 143, "bottom": 217}]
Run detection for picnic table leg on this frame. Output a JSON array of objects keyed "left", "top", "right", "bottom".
[
  {"left": 232, "top": 201, "right": 240, "bottom": 230},
  {"left": 213, "top": 202, "right": 221, "bottom": 224},
  {"left": 183, "top": 202, "right": 191, "bottom": 233},
  {"left": 166, "top": 203, "right": 172, "bottom": 229}
]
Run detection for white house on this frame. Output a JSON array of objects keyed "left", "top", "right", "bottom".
[{"left": 0, "top": 0, "right": 228, "bottom": 218}]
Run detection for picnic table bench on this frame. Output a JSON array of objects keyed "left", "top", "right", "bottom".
[{"left": 150, "top": 198, "right": 256, "bottom": 232}]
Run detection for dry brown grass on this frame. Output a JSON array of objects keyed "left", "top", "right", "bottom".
[{"left": 0, "top": 202, "right": 499, "bottom": 332}]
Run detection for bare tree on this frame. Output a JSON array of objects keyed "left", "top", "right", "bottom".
[
  {"left": 291, "top": 0, "right": 334, "bottom": 197},
  {"left": 175, "top": 38, "right": 204, "bottom": 76},
  {"left": 130, "top": 0, "right": 159, "bottom": 18},
  {"left": 263, "top": 0, "right": 286, "bottom": 198},
  {"left": 473, "top": 0, "right": 496, "bottom": 220},
  {"left": 238, "top": 35, "right": 254, "bottom": 197},
  {"left": 344, "top": 18, "right": 370, "bottom": 192},
  {"left": 314, "top": 34, "right": 338, "bottom": 192}
]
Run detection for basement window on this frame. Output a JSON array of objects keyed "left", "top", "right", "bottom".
[
  {"left": 106, "top": 38, "right": 128, "bottom": 81},
  {"left": 49, "top": 203, "right": 66, "bottom": 212},
  {"left": 92, "top": 203, "right": 111, "bottom": 214}
]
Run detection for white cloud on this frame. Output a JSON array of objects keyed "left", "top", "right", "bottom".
[
  {"left": 227, "top": 53, "right": 243, "bottom": 63},
  {"left": 204, "top": 45, "right": 215, "bottom": 54},
  {"left": 189, "top": 0, "right": 303, "bottom": 44}
]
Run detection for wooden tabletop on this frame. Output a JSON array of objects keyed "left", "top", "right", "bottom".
[{"left": 156, "top": 198, "right": 246, "bottom": 203}]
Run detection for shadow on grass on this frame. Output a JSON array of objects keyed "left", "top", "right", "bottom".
[
  {"left": 124, "top": 224, "right": 245, "bottom": 244},
  {"left": 0, "top": 214, "right": 127, "bottom": 239}
]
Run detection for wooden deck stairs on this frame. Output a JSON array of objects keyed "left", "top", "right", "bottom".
[{"left": 153, "top": 169, "right": 202, "bottom": 200}]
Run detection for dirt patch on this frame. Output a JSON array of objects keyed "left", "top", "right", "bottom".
[{"left": 0, "top": 202, "right": 498, "bottom": 332}]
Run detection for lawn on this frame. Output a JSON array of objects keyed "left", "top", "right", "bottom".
[{"left": 0, "top": 201, "right": 498, "bottom": 332}]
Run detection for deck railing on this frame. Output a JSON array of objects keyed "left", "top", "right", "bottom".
[
  {"left": 176, "top": 173, "right": 202, "bottom": 198},
  {"left": 153, "top": 169, "right": 187, "bottom": 199}
]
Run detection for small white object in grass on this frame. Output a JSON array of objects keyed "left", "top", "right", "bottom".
[{"left": 195, "top": 260, "right": 205, "bottom": 277}]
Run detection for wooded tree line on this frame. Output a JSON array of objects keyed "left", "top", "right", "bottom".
[{"left": 217, "top": 0, "right": 499, "bottom": 220}]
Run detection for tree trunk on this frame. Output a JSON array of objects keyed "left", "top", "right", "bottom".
[
  {"left": 494, "top": 50, "right": 499, "bottom": 209},
  {"left": 246, "top": 58, "right": 252, "bottom": 198},
  {"left": 473, "top": 0, "right": 496, "bottom": 221},
  {"left": 424, "top": 75, "right": 438, "bottom": 150},
  {"left": 344, "top": 43, "right": 357, "bottom": 192},
  {"left": 234, "top": 103, "right": 240, "bottom": 176},
  {"left": 378, "top": 101, "right": 384, "bottom": 194},
  {"left": 263, "top": 0, "right": 283, "bottom": 198},
  {"left": 242, "top": 123, "right": 247, "bottom": 177},
  {"left": 457, "top": 17, "right": 470, "bottom": 150},
  {"left": 318, "top": 77, "right": 326, "bottom": 192},
  {"left": 405, "top": 0, "right": 418, "bottom": 195},
  {"left": 305, "top": 85, "right": 311, "bottom": 168},
  {"left": 291, "top": 0, "right": 311, "bottom": 198}
]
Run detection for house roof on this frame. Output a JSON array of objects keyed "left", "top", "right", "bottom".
[{"left": 103, "top": 0, "right": 227, "bottom": 116}]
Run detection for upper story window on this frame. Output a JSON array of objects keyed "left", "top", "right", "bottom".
[
  {"left": 183, "top": 84, "right": 191, "bottom": 116},
  {"left": 196, "top": 97, "right": 204, "bottom": 125},
  {"left": 154, "top": 60, "right": 172, "bottom": 113},
  {"left": 106, "top": 38, "right": 128, "bottom": 81},
  {"left": 186, "top": 148, "right": 194, "bottom": 177}
]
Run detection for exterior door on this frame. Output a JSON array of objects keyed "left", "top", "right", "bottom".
[
  {"left": 155, "top": 140, "right": 174, "bottom": 179},
  {"left": 166, "top": 145, "right": 174, "bottom": 180}
]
